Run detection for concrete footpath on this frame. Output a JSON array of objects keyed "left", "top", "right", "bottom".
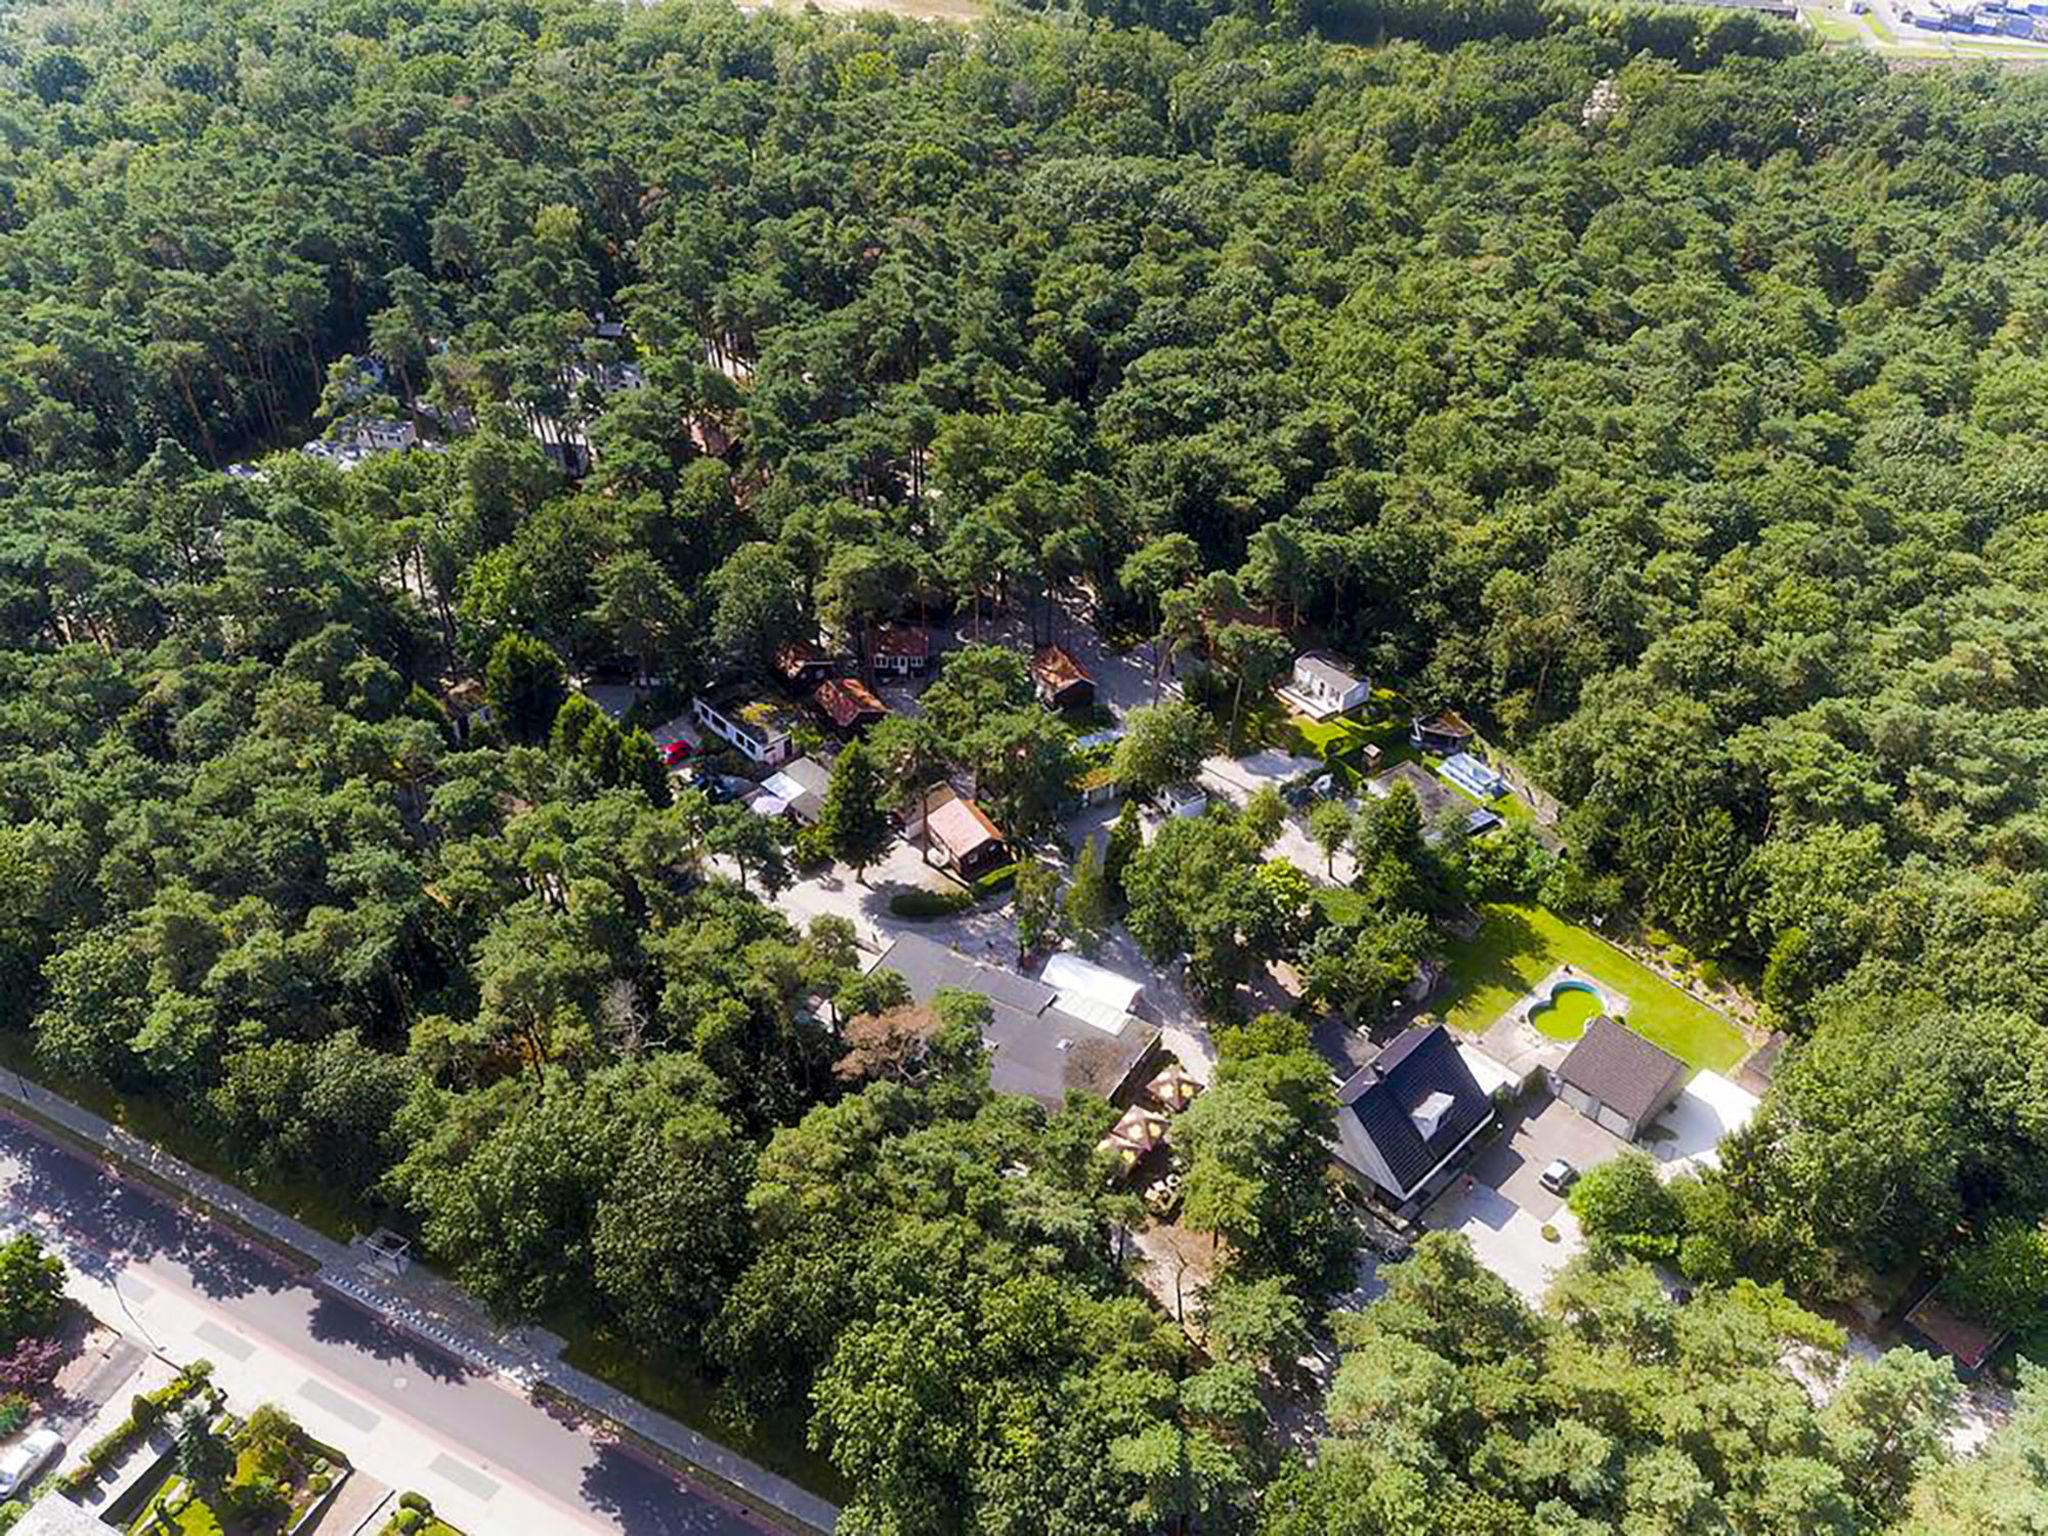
[{"left": 0, "top": 1070, "right": 839, "bottom": 1534}]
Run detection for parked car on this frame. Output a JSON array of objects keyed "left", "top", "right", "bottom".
[
  {"left": 1538, "top": 1158, "right": 1579, "bottom": 1195},
  {"left": 661, "top": 740, "right": 693, "bottom": 767},
  {"left": 0, "top": 1429, "right": 64, "bottom": 1497}
]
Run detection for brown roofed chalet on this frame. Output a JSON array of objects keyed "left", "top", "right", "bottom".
[{"left": 811, "top": 676, "right": 890, "bottom": 732}]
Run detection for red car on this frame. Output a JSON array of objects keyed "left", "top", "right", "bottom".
[{"left": 662, "top": 740, "right": 693, "bottom": 766}]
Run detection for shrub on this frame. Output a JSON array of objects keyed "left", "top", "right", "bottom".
[
  {"left": 972, "top": 861, "right": 1019, "bottom": 896},
  {"left": 0, "top": 1502, "right": 22, "bottom": 1532},
  {"left": 1540, "top": 1224, "right": 1559, "bottom": 1243},
  {"left": 399, "top": 1491, "right": 433, "bottom": 1513},
  {"left": 1568, "top": 1151, "right": 1685, "bottom": 1251},
  {"left": 888, "top": 888, "right": 970, "bottom": 919},
  {"left": 392, "top": 1509, "right": 423, "bottom": 1533},
  {"left": 1944, "top": 1219, "right": 2048, "bottom": 1330},
  {"left": 0, "top": 1396, "right": 28, "bottom": 1437}
]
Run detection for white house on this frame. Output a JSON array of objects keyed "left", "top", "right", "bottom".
[
  {"left": 691, "top": 691, "right": 798, "bottom": 767},
  {"left": 349, "top": 418, "right": 417, "bottom": 454},
  {"left": 1278, "top": 651, "right": 1370, "bottom": 721}
]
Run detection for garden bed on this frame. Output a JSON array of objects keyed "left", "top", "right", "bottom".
[{"left": 126, "top": 1405, "right": 342, "bottom": 1536}]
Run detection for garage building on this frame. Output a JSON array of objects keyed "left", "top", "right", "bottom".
[{"left": 1551, "top": 1015, "right": 1686, "bottom": 1141}]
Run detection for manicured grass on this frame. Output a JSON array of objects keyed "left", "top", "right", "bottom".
[
  {"left": 1438, "top": 902, "right": 1749, "bottom": 1073},
  {"left": 130, "top": 1486, "right": 225, "bottom": 1536},
  {"left": 1315, "top": 886, "right": 1369, "bottom": 927}
]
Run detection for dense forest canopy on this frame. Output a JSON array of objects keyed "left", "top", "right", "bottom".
[{"left": 6, "top": 0, "right": 2048, "bottom": 1525}]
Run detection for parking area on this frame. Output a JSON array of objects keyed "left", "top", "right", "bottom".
[
  {"left": 1466, "top": 1093, "right": 1629, "bottom": 1221},
  {"left": 1421, "top": 1092, "right": 1629, "bottom": 1303}
]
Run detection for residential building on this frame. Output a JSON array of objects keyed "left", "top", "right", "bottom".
[
  {"left": 811, "top": 677, "right": 890, "bottom": 735},
  {"left": 349, "top": 418, "right": 417, "bottom": 454},
  {"left": 1367, "top": 761, "right": 1500, "bottom": 839},
  {"left": 1550, "top": 1015, "right": 1686, "bottom": 1140},
  {"left": 1039, "top": 952, "right": 1148, "bottom": 1034},
  {"left": 1332, "top": 1023, "right": 1497, "bottom": 1214},
  {"left": 774, "top": 640, "right": 835, "bottom": 689},
  {"left": 1902, "top": 1288, "right": 2005, "bottom": 1378},
  {"left": 1160, "top": 782, "right": 1208, "bottom": 819},
  {"left": 753, "top": 756, "right": 832, "bottom": 825},
  {"left": 870, "top": 932, "right": 1160, "bottom": 1109},
  {"left": 1278, "top": 650, "right": 1370, "bottom": 720},
  {"left": 691, "top": 690, "right": 799, "bottom": 767},
  {"left": 1410, "top": 709, "right": 1476, "bottom": 755},
  {"left": 1032, "top": 645, "right": 1095, "bottom": 710},
  {"left": 870, "top": 623, "right": 930, "bottom": 676},
  {"left": 919, "top": 787, "right": 1010, "bottom": 879}
]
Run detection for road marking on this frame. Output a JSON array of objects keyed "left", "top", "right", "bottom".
[
  {"left": 298, "top": 1377, "right": 381, "bottom": 1433},
  {"left": 429, "top": 1451, "right": 501, "bottom": 1501},
  {"left": 119, "top": 1275, "right": 155, "bottom": 1305},
  {"left": 195, "top": 1320, "right": 254, "bottom": 1361}
]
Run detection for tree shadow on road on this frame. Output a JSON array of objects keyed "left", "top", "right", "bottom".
[
  {"left": 579, "top": 1441, "right": 771, "bottom": 1535},
  {"left": 0, "top": 1119, "right": 286, "bottom": 1301},
  {"left": 303, "top": 1292, "right": 477, "bottom": 1385}
]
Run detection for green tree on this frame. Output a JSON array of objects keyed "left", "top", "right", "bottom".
[
  {"left": 0, "top": 1236, "right": 64, "bottom": 1348},
  {"left": 484, "top": 631, "right": 568, "bottom": 745},
  {"left": 1113, "top": 700, "right": 1208, "bottom": 802},
  {"left": 1309, "top": 800, "right": 1352, "bottom": 877},
  {"left": 819, "top": 740, "right": 892, "bottom": 885},
  {"left": 1010, "top": 859, "right": 1062, "bottom": 965},
  {"left": 1062, "top": 836, "right": 1111, "bottom": 957},
  {"left": 706, "top": 803, "right": 792, "bottom": 897}
]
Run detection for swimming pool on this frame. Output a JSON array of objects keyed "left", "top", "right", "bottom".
[{"left": 1526, "top": 979, "right": 1606, "bottom": 1041}]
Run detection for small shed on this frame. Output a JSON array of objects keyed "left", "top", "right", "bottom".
[
  {"left": 1032, "top": 645, "right": 1095, "bottom": 710},
  {"left": 1551, "top": 1016, "right": 1686, "bottom": 1141}
]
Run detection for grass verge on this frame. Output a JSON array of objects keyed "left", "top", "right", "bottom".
[{"left": 555, "top": 1326, "right": 850, "bottom": 1505}]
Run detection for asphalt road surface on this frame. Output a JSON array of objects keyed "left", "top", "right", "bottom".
[{"left": 0, "top": 1113, "right": 773, "bottom": 1536}]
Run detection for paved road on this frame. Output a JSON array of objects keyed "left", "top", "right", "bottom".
[{"left": 0, "top": 1113, "right": 769, "bottom": 1536}]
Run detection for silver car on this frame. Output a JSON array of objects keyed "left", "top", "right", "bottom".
[{"left": 0, "top": 1429, "right": 63, "bottom": 1497}]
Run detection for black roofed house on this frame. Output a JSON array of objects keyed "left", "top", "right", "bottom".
[
  {"left": 869, "top": 932, "right": 1161, "bottom": 1109},
  {"left": 1332, "top": 1023, "right": 1496, "bottom": 1215},
  {"left": 1367, "top": 761, "right": 1500, "bottom": 841},
  {"left": 1550, "top": 1015, "right": 1686, "bottom": 1141}
]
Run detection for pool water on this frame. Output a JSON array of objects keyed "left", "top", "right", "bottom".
[{"left": 1526, "top": 983, "right": 1605, "bottom": 1041}]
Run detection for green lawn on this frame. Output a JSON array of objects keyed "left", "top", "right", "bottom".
[
  {"left": 1439, "top": 902, "right": 1749, "bottom": 1073},
  {"left": 130, "top": 1486, "right": 225, "bottom": 1536}
]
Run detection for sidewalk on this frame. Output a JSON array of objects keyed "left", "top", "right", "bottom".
[{"left": 0, "top": 1072, "right": 839, "bottom": 1534}]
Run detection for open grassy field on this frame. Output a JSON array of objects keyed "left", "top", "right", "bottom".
[{"left": 1439, "top": 902, "right": 1749, "bottom": 1073}]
